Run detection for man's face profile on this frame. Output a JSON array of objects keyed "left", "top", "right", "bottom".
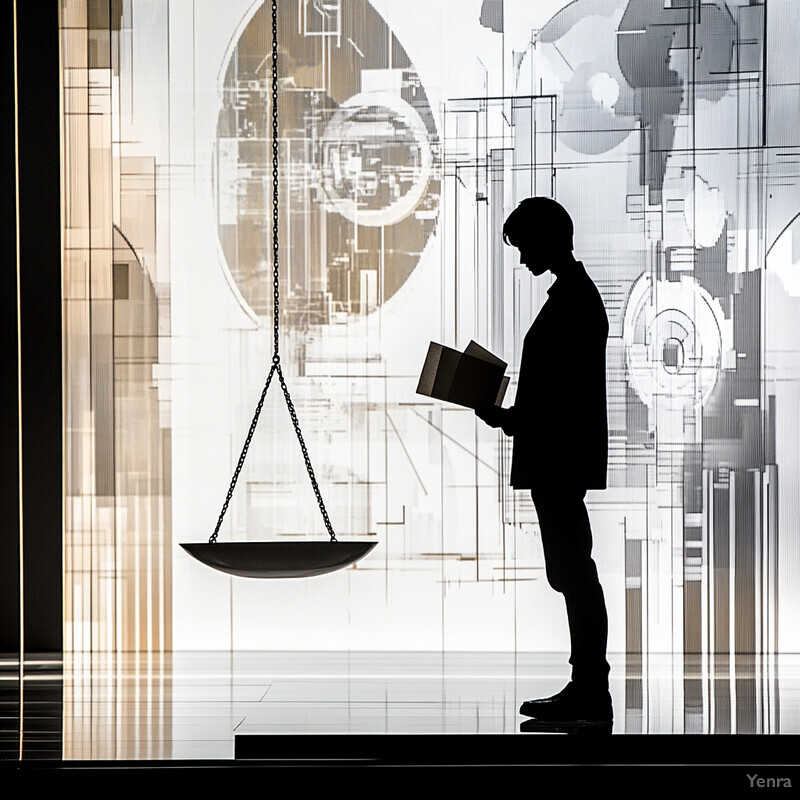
[
  {"left": 504, "top": 198, "right": 575, "bottom": 277},
  {"left": 516, "top": 236, "right": 557, "bottom": 277}
]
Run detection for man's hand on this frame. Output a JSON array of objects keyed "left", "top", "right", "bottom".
[{"left": 475, "top": 404, "right": 505, "bottom": 429}]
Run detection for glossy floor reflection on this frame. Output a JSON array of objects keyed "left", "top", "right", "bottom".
[{"left": 3, "top": 651, "right": 799, "bottom": 760}]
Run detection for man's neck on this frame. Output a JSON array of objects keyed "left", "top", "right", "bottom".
[{"left": 549, "top": 253, "right": 580, "bottom": 279}]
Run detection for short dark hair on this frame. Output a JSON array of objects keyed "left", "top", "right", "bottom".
[{"left": 502, "top": 197, "right": 574, "bottom": 250}]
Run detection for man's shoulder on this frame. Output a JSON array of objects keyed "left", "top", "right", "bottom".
[
  {"left": 555, "top": 263, "right": 606, "bottom": 309},
  {"left": 577, "top": 262, "right": 606, "bottom": 304}
]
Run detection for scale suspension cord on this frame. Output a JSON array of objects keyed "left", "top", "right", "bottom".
[{"left": 209, "top": 0, "right": 336, "bottom": 545}]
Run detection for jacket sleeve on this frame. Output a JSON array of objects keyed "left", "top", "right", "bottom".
[{"left": 475, "top": 404, "right": 516, "bottom": 434}]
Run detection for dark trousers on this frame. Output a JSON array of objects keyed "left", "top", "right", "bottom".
[{"left": 530, "top": 486, "right": 610, "bottom": 689}]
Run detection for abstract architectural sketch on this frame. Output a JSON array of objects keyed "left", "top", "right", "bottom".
[
  {"left": 213, "top": 0, "right": 440, "bottom": 323},
  {"left": 441, "top": 0, "right": 797, "bottom": 676},
  {"left": 61, "top": 0, "right": 172, "bottom": 651},
  {"left": 58, "top": 0, "right": 799, "bottom": 707}
]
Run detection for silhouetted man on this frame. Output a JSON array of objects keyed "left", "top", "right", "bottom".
[{"left": 476, "top": 197, "right": 611, "bottom": 724}]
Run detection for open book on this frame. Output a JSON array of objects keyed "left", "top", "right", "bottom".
[{"left": 416, "top": 340, "right": 509, "bottom": 410}]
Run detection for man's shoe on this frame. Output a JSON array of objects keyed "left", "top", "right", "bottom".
[{"left": 519, "top": 682, "right": 612, "bottom": 724}]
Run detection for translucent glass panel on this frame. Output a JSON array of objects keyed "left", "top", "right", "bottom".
[
  {"left": 60, "top": 1, "right": 800, "bottom": 654},
  {"left": 62, "top": 0, "right": 171, "bottom": 652}
]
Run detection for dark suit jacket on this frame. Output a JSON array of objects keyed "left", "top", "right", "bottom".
[{"left": 499, "top": 262, "right": 608, "bottom": 490}]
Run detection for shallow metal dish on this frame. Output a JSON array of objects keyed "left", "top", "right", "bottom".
[{"left": 180, "top": 541, "right": 377, "bottom": 579}]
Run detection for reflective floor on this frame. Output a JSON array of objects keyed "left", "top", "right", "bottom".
[{"left": 2, "top": 651, "right": 799, "bottom": 760}]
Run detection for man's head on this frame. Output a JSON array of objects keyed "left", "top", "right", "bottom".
[{"left": 503, "top": 197, "right": 574, "bottom": 276}]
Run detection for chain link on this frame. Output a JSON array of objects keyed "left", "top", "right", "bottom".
[{"left": 209, "top": 0, "right": 337, "bottom": 544}]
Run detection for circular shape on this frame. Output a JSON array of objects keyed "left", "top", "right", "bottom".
[
  {"left": 213, "top": 1, "right": 440, "bottom": 321},
  {"left": 647, "top": 311, "right": 697, "bottom": 384},
  {"left": 517, "top": 5, "right": 635, "bottom": 156},
  {"left": 319, "top": 92, "right": 432, "bottom": 227},
  {"left": 623, "top": 274, "right": 727, "bottom": 408},
  {"left": 588, "top": 71, "right": 620, "bottom": 110},
  {"left": 181, "top": 541, "right": 377, "bottom": 579}
]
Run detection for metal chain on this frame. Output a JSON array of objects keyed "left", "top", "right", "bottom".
[
  {"left": 210, "top": 365, "right": 276, "bottom": 543},
  {"left": 271, "top": 0, "right": 280, "bottom": 362},
  {"left": 276, "top": 363, "right": 337, "bottom": 541},
  {"left": 209, "top": 0, "right": 337, "bottom": 544}
]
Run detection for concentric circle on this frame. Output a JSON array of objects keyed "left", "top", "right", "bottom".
[{"left": 623, "top": 274, "right": 727, "bottom": 408}]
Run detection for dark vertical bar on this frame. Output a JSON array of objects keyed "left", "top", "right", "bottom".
[
  {"left": 624, "top": 530, "right": 643, "bottom": 731},
  {"left": 683, "top": 649, "right": 703, "bottom": 734},
  {"left": 0, "top": 0, "right": 23, "bottom": 762},
  {"left": 735, "top": 469, "right": 756, "bottom": 733},
  {"left": 682, "top": 414, "right": 701, "bottom": 729},
  {"left": 683, "top": 444, "right": 703, "bottom": 656},
  {"left": 734, "top": 469, "right": 756, "bottom": 655},
  {"left": 1, "top": 0, "right": 21, "bottom": 664},
  {"left": 625, "top": 536, "right": 642, "bottom": 655},
  {"left": 15, "top": 0, "right": 63, "bottom": 658},
  {"left": 624, "top": 653, "right": 643, "bottom": 735},
  {"left": 713, "top": 653, "right": 731, "bottom": 734},
  {"left": 713, "top": 475, "right": 729, "bottom": 654}
]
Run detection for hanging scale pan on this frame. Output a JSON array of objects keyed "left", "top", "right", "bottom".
[{"left": 180, "top": 0, "right": 376, "bottom": 578}]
